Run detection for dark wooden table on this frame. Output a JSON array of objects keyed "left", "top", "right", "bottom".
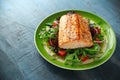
[{"left": 0, "top": 0, "right": 120, "bottom": 80}]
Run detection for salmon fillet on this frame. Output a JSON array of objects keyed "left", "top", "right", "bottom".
[{"left": 58, "top": 13, "right": 93, "bottom": 49}]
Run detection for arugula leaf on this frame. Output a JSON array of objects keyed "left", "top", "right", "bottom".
[
  {"left": 65, "top": 50, "right": 82, "bottom": 65},
  {"left": 45, "top": 23, "right": 53, "bottom": 27},
  {"left": 97, "top": 34, "right": 104, "bottom": 40},
  {"left": 39, "top": 24, "right": 58, "bottom": 41},
  {"left": 84, "top": 44, "right": 100, "bottom": 55}
]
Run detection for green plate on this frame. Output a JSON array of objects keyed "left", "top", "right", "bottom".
[{"left": 34, "top": 10, "right": 116, "bottom": 70}]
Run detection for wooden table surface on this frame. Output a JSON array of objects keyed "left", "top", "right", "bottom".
[{"left": 0, "top": 0, "right": 120, "bottom": 80}]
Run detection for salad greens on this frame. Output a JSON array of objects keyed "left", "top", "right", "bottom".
[
  {"left": 39, "top": 17, "right": 105, "bottom": 65},
  {"left": 39, "top": 24, "right": 59, "bottom": 41}
]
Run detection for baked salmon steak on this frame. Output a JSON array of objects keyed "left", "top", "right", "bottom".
[{"left": 58, "top": 13, "right": 93, "bottom": 49}]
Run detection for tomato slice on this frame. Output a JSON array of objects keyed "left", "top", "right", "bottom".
[
  {"left": 79, "top": 55, "right": 89, "bottom": 62},
  {"left": 52, "top": 20, "right": 58, "bottom": 28},
  {"left": 58, "top": 50, "right": 67, "bottom": 57}
]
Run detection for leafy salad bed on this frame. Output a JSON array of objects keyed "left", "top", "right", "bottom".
[{"left": 39, "top": 16, "right": 105, "bottom": 65}]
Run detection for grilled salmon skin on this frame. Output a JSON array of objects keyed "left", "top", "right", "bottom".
[{"left": 58, "top": 13, "right": 93, "bottom": 49}]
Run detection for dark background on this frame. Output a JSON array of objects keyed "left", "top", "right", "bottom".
[{"left": 0, "top": 0, "right": 120, "bottom": 80}]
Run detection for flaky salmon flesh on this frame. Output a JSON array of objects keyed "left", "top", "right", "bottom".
[{"left": 58, "top": 13, "right": 93, "bottom": 49}]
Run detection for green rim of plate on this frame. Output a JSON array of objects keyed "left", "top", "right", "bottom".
[{"left": 34, "top": 10, "right": 116, "bottom": 70}]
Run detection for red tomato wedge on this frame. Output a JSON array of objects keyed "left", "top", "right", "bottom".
[
  {"left": 52, "top": 20, "right": 58, "bottom": 28},
  {"left": 58, "top": 50, "right": 67, "bottom": 57},
  {"left": 80, "top": 55, "right": 89, "bottom": 62}
]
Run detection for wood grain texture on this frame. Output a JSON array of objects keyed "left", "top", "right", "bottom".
[{"left": 0, "top": 0, "right": 120, "bottom": 80}]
